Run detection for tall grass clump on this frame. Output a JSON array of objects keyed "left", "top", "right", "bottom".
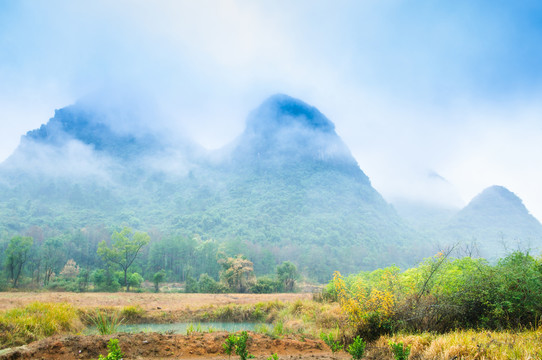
[
  {"left": 0, "top": 302, "right": 82, "bottom": 348},
  {"left": 120, "top": 305, "right": 145, "bottom": 321},
  {"left": 368, "top": 330, "right": 542, "bottom": 360},
  {"left": 87, "top": 310, "right": 124, "bottom": 335}
]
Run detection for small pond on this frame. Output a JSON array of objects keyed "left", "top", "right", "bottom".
[{"left": 86, "top": 322, "right": 266, "bottom": 335}]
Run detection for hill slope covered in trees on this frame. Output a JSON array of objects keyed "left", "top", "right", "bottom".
[{"left": 0, "top": 94, "right": 425, "bottom": 280}]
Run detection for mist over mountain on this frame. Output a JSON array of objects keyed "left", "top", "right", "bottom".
[
  {"left": 392, "top": 171, "right": 463, "bottom": 232},
  {"left": 0, "top": 94, "right": 427, "bottom": 280},
  {"left": 24, "top": 105, "right": 162, "bottom": 159},
  {"left": 441, "top": 185, "right": 542, "bottom": 258}
]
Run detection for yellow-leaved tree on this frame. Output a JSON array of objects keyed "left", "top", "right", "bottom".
[{"left": 333, "top": 269, "right": 396, "bottom": 340}]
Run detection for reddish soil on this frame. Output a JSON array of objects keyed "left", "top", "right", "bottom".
[{"left": 0, "top": 332, "right": 349, "bottom": 360}]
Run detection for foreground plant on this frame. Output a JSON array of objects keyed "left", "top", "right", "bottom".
[
  {"left": 87, "top": 310, "right": 124, "bottom": 335},
  {"left": 320, "top": 331, "right": 344, "bottom": 352},
  {"left": 389, "top": 341, "right": 411, "bottom": 360},
  {"left": 347, "top": 336, "right": 366, "bottom": 359},
  {"left": 222, "top": 331, "right": 253, "bottom": 360},
  {"left": 0, "top": 302, "right": 82, "bottom": 348},
  {"left": 223, "top": 333, "right": 237, "bottom": 359},
  {"left": 97, "top": 338, "right": 124, "bottom": 360}
]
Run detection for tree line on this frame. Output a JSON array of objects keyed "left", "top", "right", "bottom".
[{"left": 0, "top": 225, "right": 299, "bottom": 293}]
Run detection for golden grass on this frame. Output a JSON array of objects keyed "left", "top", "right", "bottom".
[
  {"left": 368, "top": 329, "right": 542, "bottom": 360},
  {"left": 0, "top": 302, "right": 83, "bottom": 349}
]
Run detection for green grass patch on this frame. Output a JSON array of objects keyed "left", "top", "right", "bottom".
[{"left": 87, "top": 310, "right": 124, "bottom": 335}]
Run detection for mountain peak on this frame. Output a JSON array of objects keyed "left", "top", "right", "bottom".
[
  {"left": 245, "top": 94, "right": 335, "bottom": 135},
  {"left": 469, "top": 185, "right": 526, "bottom": 213},
  {"left": 21, "top": 104, "right": 162, "bottom": 159},
  {"left": 443, "top": 185, "right": 542, "bottom": 257},
  {"left": 227, "top": 94, "right": 369, "bottom": 183}
]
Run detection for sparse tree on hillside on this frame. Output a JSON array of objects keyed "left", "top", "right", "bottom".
[
  {"left": 5, "top": 236, "right": 33, "bottom": 288},
  {"left": 153, "top": 269, "right": 166, "bottom": 292},
  {"left": 42, "top": 237, "right": 66, "bottom": 286},
  {"left": 277, "top": 261, "right": 299, "bottom": 292},
  {"left": 97, "top": 227, "right": 150, "bottom": 291}
]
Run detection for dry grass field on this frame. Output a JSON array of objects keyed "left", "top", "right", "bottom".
[{"left": 0, "top": 292, "right": 311, "bottom": 312}]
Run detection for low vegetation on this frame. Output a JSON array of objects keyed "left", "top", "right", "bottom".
[
  {"left": 346, "top": 336, "right": 366, "bottom": 359},
  {"left": 368, "top": 330, "right": 542, "bottom": 360},
  {"left": 1, "top": 250, "right": 542, "bottom": 359},
  {"left": 0, "top": 302, "right": 83, "bottom": 348},
  {"left": 96, "top": 338, "right": 124, "bottom": 360},
  {"left": 86, "top": 309, "right": 124, "bottom": 335},
  {"left": 327, "top": 250, "right": 542, "bottom": 340}
]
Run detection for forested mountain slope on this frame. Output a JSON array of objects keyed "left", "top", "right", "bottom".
[{"left": 0, "top": 94, "right": 426, "bottom": 279}]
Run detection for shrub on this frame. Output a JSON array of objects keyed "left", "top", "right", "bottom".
[
  {"left": 389, "top": 341, "right": 411, "bottom": 360},
  {"left": 333, "top": 270, "right": 395, "bottom": 340},
  {"left": 198, "top": 273, "right": 226, "bottom": 293},
  {"left": 347, "top": 336, "right": 366, "bottom": 359},
  {"left": 251, "top": 276, "right": 280, "bottom": 294},
  {"left": 222, "top": 331, "right": 253, "bottom": 360},
  {"left": 234, "top": 331, "right": 251, "bottom": 360},
  {"left": 92, "top": 269, "right": 121, "bottom": 292},
  {"left": 97, "top": 338, "right": 124, "bottom": 360},
  {"left": 121, "top": 305, "right": 144, "bottom": 320},
  {"left": 223, "top": 333, "right": 237, "bottom": 359},
  {"left": 320, "top": 331, "right": 343, "bottom": 352}
]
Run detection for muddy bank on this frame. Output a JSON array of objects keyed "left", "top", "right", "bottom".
[{"left": 0, "top": 332, "right": 349, "bottom": 360}]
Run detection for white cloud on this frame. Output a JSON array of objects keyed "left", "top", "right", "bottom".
[{"left": 1, "top": 0, "right": 542, "bottom": 220}]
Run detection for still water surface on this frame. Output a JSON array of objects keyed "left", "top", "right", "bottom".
[{"left": 86, "top": 322, "right": 262, "bottom": 334}]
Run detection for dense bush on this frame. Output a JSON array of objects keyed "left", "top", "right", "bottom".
[
  {"left": 250, "top": 276, "right": 280, "bottom": 293},
  {"left": 331, "top": 251, "right": 542, "bottom": 335}
]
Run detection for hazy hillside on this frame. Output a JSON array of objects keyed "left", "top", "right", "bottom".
[
  {"left": 0, "top": 94, "right": 427, "bottom": 280},
  {"left": 441, "top": 185, "right": 542, "bottom": 258}
]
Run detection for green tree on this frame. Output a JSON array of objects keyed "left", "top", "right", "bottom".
[
  {"left": 198, "top": 273, "right": 225, "bottom": 293},
  {"left": 127, "top": 272, "right": 144, "bottom": 291},
  {"left": 97, "top": 227, "right": 150, "bottom": 291},
  {"left": 251, "top": 276, "right": 279, "bottom": 293},
  {"left": 42, "top": 237, "right": 66, "bottom": 286},
  {"left": 5, "top": 236, "right": 33, "bottom": 288},
  {"left": 92, "top": 268, "right": 121, "bottom": 292},
  {"left": 152, "top": 269, "right": 166, "bottom": 292},
  {"left": 276, "top": 261, "right": 299, "bottom": 292}
]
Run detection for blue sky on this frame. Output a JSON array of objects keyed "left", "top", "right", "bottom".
[{"left": 1, "top": 0, "right": 542, "bottom": 218}]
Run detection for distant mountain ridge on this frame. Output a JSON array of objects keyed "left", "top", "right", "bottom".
[
  {"left": 0, "top": 94, "right": 425, "bottom": 280},
  {"left": 1, "top": 94, "right": 540, "bottom": 277},
  {"left": 442, "top": 185, "right": 542, "bottom": 257}
]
